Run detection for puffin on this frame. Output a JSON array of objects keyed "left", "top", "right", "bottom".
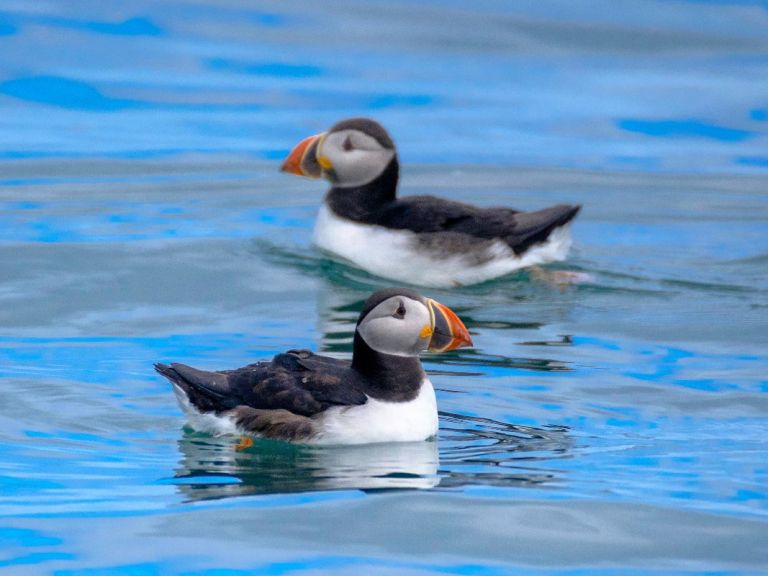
[
  {"left": 155, "top": 288, "right": 472, "bottom": 445},
  {"left": 281, "top": 117, "right": 581, "bottom": 287}
]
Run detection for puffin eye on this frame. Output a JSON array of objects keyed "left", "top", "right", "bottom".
[
  {"left": 342, "top": 135, "right": 353, "bottom": 152},
  {"left": 392, "top": 301, "right": 406, "bottom": 319}
]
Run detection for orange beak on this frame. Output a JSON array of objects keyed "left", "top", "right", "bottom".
[
  {"left": 426, "top": 299, "right": 473, "bottom": 352},
  {"left": 280, "top": 134, "right": 323, "bottom": 178}
]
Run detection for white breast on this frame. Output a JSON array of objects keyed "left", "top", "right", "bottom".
[
  {"left": 312, "top": 379, "right": 439, "bottom": 446},
  {"left": 313, "top": 204, "right": 573, "bottom": 287}
]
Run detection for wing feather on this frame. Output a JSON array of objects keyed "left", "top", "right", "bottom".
[
  {"left": 375, "top": 196, "right": 580, "bottom": 253},
  {"left": 155, "top": 350, "right": 366, "bottom": 418}
]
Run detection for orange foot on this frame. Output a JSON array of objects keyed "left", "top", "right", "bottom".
[{"left": 234, "top": 436, "right": 254, "bottom": 451}]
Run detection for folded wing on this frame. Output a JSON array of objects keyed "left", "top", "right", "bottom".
[
  {"left": 155, "top": 349, "right": 367, "bottom": 418},
  {"left": 376, "top": 196, "right": 580, "bottom": 254}
]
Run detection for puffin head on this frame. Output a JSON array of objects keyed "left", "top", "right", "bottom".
[
  {"left": 355, "top": 288, "right": 473, "bottom": 358},
  {"left": 281, "top": 118, "right": 397, "bottom": 188}
]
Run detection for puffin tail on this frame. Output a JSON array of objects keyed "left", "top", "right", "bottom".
[
  {"left": 154, "top": 362, "right": 236, "bottom": 413},
  {"left": 509, "top": 204, "right": 581, "bottom": 255}
]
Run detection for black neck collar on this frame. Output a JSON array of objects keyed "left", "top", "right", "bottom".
[
  {"left": 325, "top": 158, "right": 399, "bottom": 222},
  {"left": 351, "top": 330, "right": 425, "bottom": 402}
]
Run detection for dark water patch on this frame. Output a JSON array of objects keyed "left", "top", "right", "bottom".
[
  {"left": 460, "top": 317, "right": 544, "bottom": 330},
  {"left": 737, "top": 155, "right": 768, "bottom": 168},
  {"left": 657, "top": 276, "right": 756, "bottom": 294},
  {"left": 367, "top": 94, "right": 436, "bottom": 109},
  {"left": 0, "top": 552, "right": 76, "bottom": 569},
  {"left": 464, "top": 266, "right": 671, "bottom": 298},
  {"left": 0, "top": 527, "right": 61, "bottom": 547},
  {"left": 80, "top": 16, "right": 162, "bottom": 36},
  {"left": 0, "top": 17, "right": 17, "bottom": 36},
  {"left": 208, "top": 58, "right": 324, "bottom": 78},
  {"left": 22, "top": 13, "right": 163, "bottom": 36},
  {"left": 0, "top": 76, "right": 267, "bottom": 114},
  {"left": 572, "top": 263, "right": 763, "bottom": 298},
  {"left": 291, "top": 88, "right": 439, "bottom": 111},
  {"left": 428, "top": 369, "right": 485, "bottom": 377},
  {"left": 248, "top": 11, "right": 286, "bottom": 27},
  {"left": 140, "top": 3, "right": 287, "bottom": 28},
  {"left": 519, "top": 335, "right": 573, "bottom": 347},
  {"left": 426, "top": 350, "right": 572, "bottom": 373},
  {"left": 618, "top": 118, "right": 755, "bottom": 141},
  {"left": 0, "top": 77, "right": 137, "bottom": 112}
]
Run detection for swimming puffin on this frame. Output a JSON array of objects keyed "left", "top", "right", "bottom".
[
  {"left": 281, "top": 117, "right": 581, "bottom": 287},
  {"left": 155, "top": 288, "right": 472, "bottom": 445}
]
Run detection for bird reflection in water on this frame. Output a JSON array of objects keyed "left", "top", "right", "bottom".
[
  {"left": 171, "top": 410, "right": 570, "bottom": 502},
  {"left": 172, "top": 432, "right": 440, "bottom": 501}
]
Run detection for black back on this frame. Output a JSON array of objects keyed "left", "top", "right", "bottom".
[
  {"left": 156, "top": 336, "right": 426, "bottom": 419},
  {"left": 324, "top": 151, "right": 580, "bottom": 255}
]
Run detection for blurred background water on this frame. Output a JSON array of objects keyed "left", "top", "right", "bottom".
[{"left": 1, "top": 1, "right": 767, "bottom": 574}]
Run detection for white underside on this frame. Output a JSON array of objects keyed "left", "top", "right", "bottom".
[
  {"left": 313, "top": 378, "right": 438, "bottom": 446},
  {"left": 313, "top": 204, "right": 573, "bottom": 287},
  {"left": 173, "top": 379, "right": 439, "bottom": 446}
]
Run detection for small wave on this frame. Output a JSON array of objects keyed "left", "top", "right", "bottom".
[
  {"left": 436, "top": 411, "right": 571, "bottom": 489},
  {"left": 718, "top": 252, "right": 768, "bottom": 266},
  {"left": 584, "top": 264, "right": 759, "bottom": 295},
  {"left": 427, "top": 349, "right": 572, "bottom": 372},
  {"left": 658, "top": 277, "right": 755, "bottom": 294},
  {"left": 252, "top": 238, "right": 390, "bottom": 291},
  {"left": 518, "top": 335, "right": 573, "bottom": 347}
]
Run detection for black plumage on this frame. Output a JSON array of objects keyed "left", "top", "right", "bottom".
[
  {"left": 156, "top": 352, "right": 364, "bottom": 416},
  {"left": 156, "top": 351, "right": 363, "bottom": 441}
]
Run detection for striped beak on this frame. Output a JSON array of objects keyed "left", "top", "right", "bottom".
[
  {"left": 425, "top": 299, "right": 473, "bottom": 352},
  {"left": 280, "top": 133, "right": 324, "bottom": 178}
]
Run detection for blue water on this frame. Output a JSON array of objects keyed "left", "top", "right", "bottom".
[{"left": 1, "top": 1, "right": 767, "bottom": 574}]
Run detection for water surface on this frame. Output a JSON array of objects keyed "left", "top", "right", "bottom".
[{"left": 1, "top": 1, "right": 767, "bottom": 574}]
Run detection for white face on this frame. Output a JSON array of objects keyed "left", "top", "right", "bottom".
[
  {"left": 317, "top": 129, "right": 396, "bottom": 188},
  {"left": 357, "top": 295, "right": 432, "bottom": 357}
]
